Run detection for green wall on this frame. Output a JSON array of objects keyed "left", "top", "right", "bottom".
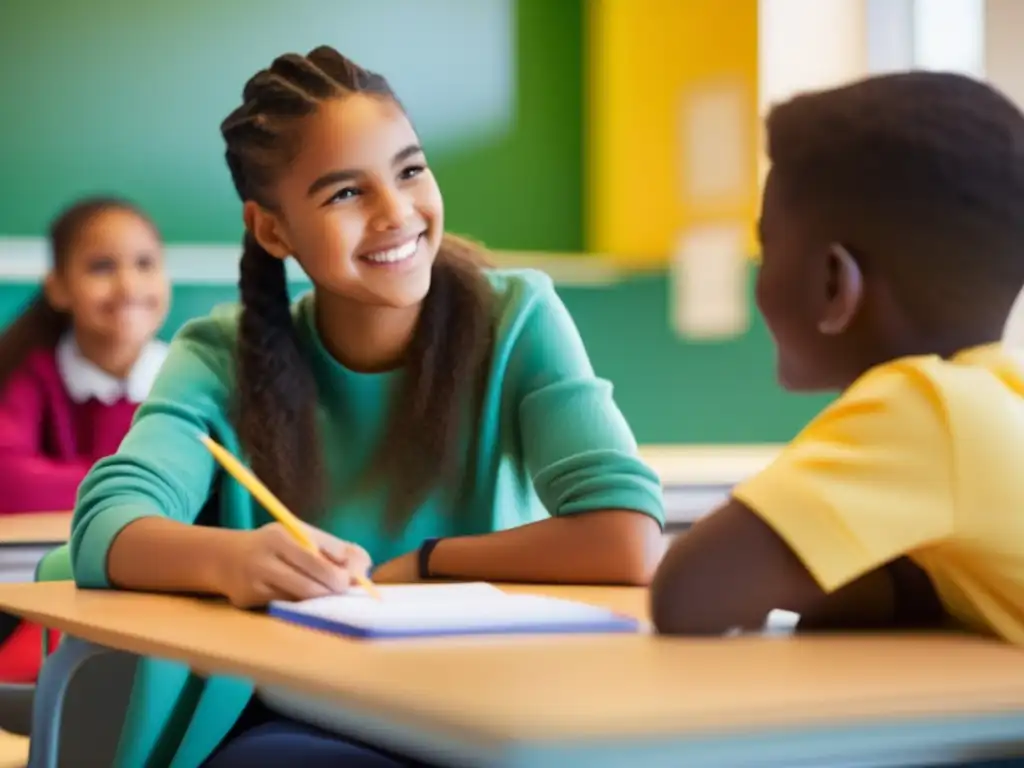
[
  {"left": 0, "top": 0, "right": 583, "bottom": 251},
  {"left": 0, "top": 0, "right": 829, "bottom": 443}
]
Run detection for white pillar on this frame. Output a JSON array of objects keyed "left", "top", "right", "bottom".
[
  {"left": 985, "top": 0, "right": 1024, "bottom": 108},
  {"left": 865, "top": 0, "right": 916, "bottom": 73},
  {"left": 757, "top": 0, "right": 870, "bottom": 186},
  {"left": 758, "top": 0, "right": 868, "bottom": 113},
  {"left": 984, "top": 0, "right": 1024, "bottom": 344},
  {"left": 914, "top": 0, "right": 985, "bottom": 77}
]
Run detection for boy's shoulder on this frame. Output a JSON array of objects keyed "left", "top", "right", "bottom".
[
  {"left": 842, "top": 343, "right": 1024, "bottom": 405},
  {"left": 805, "top": 344, "right": 1024, "bottom": 450}
]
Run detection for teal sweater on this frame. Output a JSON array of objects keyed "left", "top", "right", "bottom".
[{"left": 70, "top": 268, "right": 664, "bottom": 768}]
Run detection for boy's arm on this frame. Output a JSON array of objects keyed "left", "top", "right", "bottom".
[
  {"left": 650, "top": 499, "right": 944, "bottom": 635},
  {"left": 652, "top": 364, "right": 955, "bottom": 636}
]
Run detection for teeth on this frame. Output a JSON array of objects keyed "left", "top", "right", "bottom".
[{"left": 363, "top": 239, "right": 417, "bottom": 264}]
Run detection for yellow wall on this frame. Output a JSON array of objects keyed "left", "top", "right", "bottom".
[{"left": 586, "top": 0, "right": 760, "bottom": 266}]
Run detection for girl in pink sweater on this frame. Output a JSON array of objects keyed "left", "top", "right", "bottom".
[{"left": 0, "top": 197, "right": 169, "bottom": 681}]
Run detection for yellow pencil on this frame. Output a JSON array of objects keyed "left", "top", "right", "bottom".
[{"left": 198, "top": 433, "right": 381, "bottom": 600}]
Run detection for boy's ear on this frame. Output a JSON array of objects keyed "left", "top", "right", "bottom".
[
  {"left": 818, "top": 243, "right": 863, "bottom": 335},
  {"left": 243, "top": 201, "right": 292, "bottom": 260},
  {"left": 43, "top": 271, "right": 70, "bottom": 312}
]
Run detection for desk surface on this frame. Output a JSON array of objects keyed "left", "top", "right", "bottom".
[
  {"left": 4, "top": 581, "right": 1024, "bottom": 748},
  {"left": 0, "top": 730, "right": 27, "bottom": 768},
  {"left": 0, "top": 512, "right": 71, "bottom": 545},
  {"left": 640, "top": 444, "right": 779, "bottom": 486}
]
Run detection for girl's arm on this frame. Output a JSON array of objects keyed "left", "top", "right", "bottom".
[
  {"left": 72, "top": 317, "right": 359, "bottom": 606},
  {"left": 384, "top": 274, "right": 665, "bottom": 586},
  {"left": 0, "top": 368, "right": 91, "bottom": 514},
  {"left": 428, "top": 509, "right": 663, "bottom": 585},
  {"left": 71, "top": 318, "right": 233, "bottom": 590},
  {"left": 105, "top": 516, "right": 237, "bottom": 595}
]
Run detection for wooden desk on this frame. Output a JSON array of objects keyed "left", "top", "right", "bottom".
[
  {"left": 0, "top": 514, "right": 71, "bottom": 547},
  {"left": 2, "top": 582, "right": 1024, "bottom": 767},
  {"left": 0, "top": 513, "right": 70, "bottom": 585}
]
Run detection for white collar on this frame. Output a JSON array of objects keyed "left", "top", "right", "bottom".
[{"left": 56, "top": 334, "right": 168, "bottom": 405}]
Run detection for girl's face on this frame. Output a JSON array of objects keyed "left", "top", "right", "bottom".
[
  {"left": 247, "top": 93, "right": 444, "bottom": 309},
  {"left": 46, "top": 208, "right": 170, "bottom": 349}
]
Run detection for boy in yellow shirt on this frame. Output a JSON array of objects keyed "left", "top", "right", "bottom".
[{"left": 651, "top": 71, "right": 1024, "bottom": 642}]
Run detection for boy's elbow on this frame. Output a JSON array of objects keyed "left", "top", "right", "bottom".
[
  {"left": 649, "top": 556, "right": 730, "bottom": 636},
  {"left": 649, "top": 580, "right": 723, "bottom": 636},
  {"left": 650, "top": 581, "right": 696, "bottom": 635}
]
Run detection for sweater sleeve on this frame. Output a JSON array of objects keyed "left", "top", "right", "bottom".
[
  {"left": 71, "top": 317, "right": 235, "bottom": 588},
  {"left": 511, "top": 275, "right": 665, "bottom": 526},
  {"left": 0, "top": 365, "right": 91, "bottom": 514}
]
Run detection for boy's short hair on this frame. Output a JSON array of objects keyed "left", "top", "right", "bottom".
[{"left": 765, "top": 72, "right": 1024, "bottom": 329}]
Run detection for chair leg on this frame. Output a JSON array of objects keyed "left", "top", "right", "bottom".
[{"left": 27, "top": 637, "right": 111, "bottom": 768}]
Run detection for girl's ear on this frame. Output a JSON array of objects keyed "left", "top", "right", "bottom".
[
  {"left": 43, "top": 271, "right": 71, "bottom": 312},
  {"left": 244, "top": 201, "right": 292, "bottom": 260}
]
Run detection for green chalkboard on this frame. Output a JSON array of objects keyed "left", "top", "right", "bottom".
[{"left": 0, "top": 0, "right": 583, "bottom": 251}]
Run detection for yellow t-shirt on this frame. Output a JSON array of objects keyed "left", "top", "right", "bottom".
[{"left": 733, "top": 344, "right": 1024, "bottom": 644}]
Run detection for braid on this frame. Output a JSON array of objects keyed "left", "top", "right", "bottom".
[
  {"left": 236, "top": 232, "right": 324, "bottom": 516},
  {"left": 368, "top": 234, "right": 494, "bottom": 525},
  {"left": 222, "top": 46, "right": 494, "bottom": 525}
]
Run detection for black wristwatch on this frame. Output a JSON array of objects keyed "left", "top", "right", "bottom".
[{"left": 418, "top": 537, "right": 443, "bottom": 580}]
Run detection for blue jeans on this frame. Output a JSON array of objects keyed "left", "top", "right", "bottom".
[{"left": 203, "top": 698, "right": 439, "bottom": 767}]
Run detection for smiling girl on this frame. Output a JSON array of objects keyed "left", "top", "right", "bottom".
[{"left": 69, "top": 47, "right": 664, "bottom": 766}]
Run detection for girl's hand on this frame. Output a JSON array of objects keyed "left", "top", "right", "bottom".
[{"left": 218, "top": 523, "right": 372, "bottom": 609}]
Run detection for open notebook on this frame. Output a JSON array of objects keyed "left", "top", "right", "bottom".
[{"left": 268, "top": 582, "right": 640, "bottom": 639}]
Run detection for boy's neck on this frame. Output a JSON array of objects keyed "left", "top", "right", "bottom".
[
  {"left": 883, "top": 326, "right": 1003, "bottom": 363},
  {"left": 313, "top": 290, "right": 421, "bottom": 373},
  {"left": 837, "top": 326, "right": 1005, "bottom": 391},
  {"left": 72, "top": 329, "right": 147, "bottom": 380}
]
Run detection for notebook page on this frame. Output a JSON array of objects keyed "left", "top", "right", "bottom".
[
  {"left": 302, "top": 596, "right": 615, "bottom": 632},
  {"left": 270, "top": 584, "right": 632, "bottom": 634},
  {"left": 269, "top": 582, "right": 506, "bottom": 620},
  {"left": 338, "top": 582, "right": 504, "bottom": 602}
]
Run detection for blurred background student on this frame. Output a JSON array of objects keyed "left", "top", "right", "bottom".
[{"left": 0, "top": 196, "right": 169, "bottom": 682}]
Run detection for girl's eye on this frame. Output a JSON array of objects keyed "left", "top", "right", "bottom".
[
  {"left": 84, "top": 256, "right": 117, "bottom": 275},
  {"left": 399, "top": 164, "right": 425, "bottom": 181},
  {"left": 329, "top": 187, "right": 360, "bottom": 203}
]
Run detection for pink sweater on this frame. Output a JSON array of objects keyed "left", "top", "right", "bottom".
[{"left": 0, "top": 349, "right": 139, "bottom": 514}]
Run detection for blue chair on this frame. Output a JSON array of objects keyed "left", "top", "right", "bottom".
[
  {"left": 0, "top": 547, "right": 68, "bottom": 738},
  {"left": 26, "top": 545, "right": 138, "bottom": 768}
]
